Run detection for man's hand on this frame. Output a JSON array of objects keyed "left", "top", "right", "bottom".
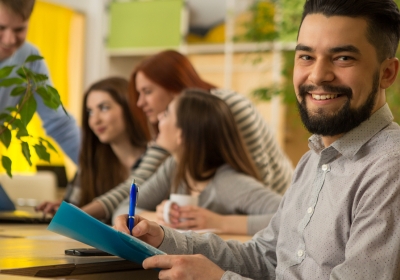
[
  {"left": 144, "top": 254, "right": 225, "bottom": 280},
  {"left": 113, "top": 214, "right": 165, "bottom": 248}
]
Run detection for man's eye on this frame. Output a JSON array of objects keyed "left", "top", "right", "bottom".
[
  {"left": 14, "top": 28, "right": 26, "bottom": 33},
  {"left": 337, "top": 56, "right": 352, "bottom": 61},
  {"left": 300, "top": 55, "right": 312, "bottom": 60}
]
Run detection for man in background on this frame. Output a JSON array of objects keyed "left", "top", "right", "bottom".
[
  {"left": 115, "top": 0, "right": 400, "bottom": 279},
  {"left": 0, "top": 0, "right": 80, "bottom": 164}
]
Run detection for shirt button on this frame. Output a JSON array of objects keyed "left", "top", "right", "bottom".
[
  {"left": 322, "top": 164, "right": 328, "bottom": 171},
  {"left": 307, "top": 207, "right": 313, "bottom": 214},
  {"left": 297, "top": 250, "right": 304, "bottom": 257}
]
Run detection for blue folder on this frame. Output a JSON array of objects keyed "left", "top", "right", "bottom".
[{"left": 47, "top": 201, "right": 166, "bottom": 264}]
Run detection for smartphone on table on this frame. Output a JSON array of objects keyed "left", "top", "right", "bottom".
[{"left": 65, "top": 248, "right": 113, "bottom": 256}]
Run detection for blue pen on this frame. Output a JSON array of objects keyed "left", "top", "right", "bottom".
[{"left": 128, "top": 179, "right": 138, "bottom": 235}]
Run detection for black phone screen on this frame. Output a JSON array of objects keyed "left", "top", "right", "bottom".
[{"left": 64, "top": 248, "right": 112, "bottom": 256}]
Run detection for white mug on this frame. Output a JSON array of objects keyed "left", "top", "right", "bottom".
[{"left": 163, "top": 194, "right": 198, "bottom": 224}]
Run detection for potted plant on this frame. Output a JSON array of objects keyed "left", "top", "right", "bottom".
[{"left": 0, "top": 55, "right": 64, "bottom": 177}]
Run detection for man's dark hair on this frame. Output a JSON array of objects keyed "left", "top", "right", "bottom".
[
  {"left": 300, "top": 0, "right": 400, "bottom": 62},
  {"left": 0, "top": 0, "right": 36, "bottom": 21}
]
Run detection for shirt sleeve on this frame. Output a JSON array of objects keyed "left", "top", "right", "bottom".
[
  {"left": 95, "top": 145, "right": 170, "bottom": 219},
  {"left": 329, "top": 153, "right": 400, "bottom": 279},
  {"left": 158, "top": 224, "right": 278, "bottom": 280}
]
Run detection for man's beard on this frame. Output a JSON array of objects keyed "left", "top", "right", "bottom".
[{"left": 297, "top": 71, "right": 379, "bottom": 136}]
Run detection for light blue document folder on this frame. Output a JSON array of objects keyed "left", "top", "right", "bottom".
[{"left": 47, "top": 201, "right": 166, "bottom": 264}]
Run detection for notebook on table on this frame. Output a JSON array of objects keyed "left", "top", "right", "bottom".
[{"left": 0, "top": 183, "right": 52, "bottom": 224}]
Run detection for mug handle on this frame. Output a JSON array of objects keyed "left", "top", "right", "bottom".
[{"left": 163, "top": 200, "right": 173, "bottom": 224}]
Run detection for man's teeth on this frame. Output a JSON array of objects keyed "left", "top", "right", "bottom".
[{"left": 312, "top": 94, "right": 338, "bottom": 100}]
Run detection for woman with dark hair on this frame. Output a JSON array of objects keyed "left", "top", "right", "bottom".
[
  {"left": 82, "top": 50, "right": 293, "bottom": 221},
  {"left": 136, "top": 89, "right": 282, "bottom": 235},
  {"left": 36, "top": 77, "right": 149, "bottom": 216}
]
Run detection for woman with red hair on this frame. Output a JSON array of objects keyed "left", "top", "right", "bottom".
[{"left": 82, "top": 50, "right": 293, "bottom": 222}]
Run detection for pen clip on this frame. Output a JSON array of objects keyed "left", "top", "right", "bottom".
[
  {"left": 131, "top": 179, "right": 139, "bottom": 206},
  {"left": 135, "top": 186, "right": 139, "bottom": 206}
]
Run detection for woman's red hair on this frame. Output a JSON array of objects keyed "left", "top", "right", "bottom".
[{"left": 128, "top": 50, "right": 216, "bottom": 136}]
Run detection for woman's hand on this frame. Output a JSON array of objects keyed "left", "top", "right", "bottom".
[
  {"left": 35, "top": 200, "right": 61, "bottom": 215},
  {"left": 113, "top": 214, "right": 165, "bottom": 248},
  {"left": 173, "top": 206, "right": 223, "bottom": 231},
  {"left": 156, "top": 200, "right": 181, "bottom": 226}
]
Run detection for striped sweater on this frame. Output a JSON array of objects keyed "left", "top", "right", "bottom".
[{"left": 95, "top": 89, "right": 294, "bottom": 219}]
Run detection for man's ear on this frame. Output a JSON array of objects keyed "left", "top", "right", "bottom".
[{"left": 380, "top": 57, "right": 399, "bottom": 89}]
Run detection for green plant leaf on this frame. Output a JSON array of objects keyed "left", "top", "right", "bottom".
[
  {"left": 21, "top": 141, "right": 32, "bottom": 166},
  {"left": 0, "top": 77, "right": 25, "bottom": 87},
  {"left": 12, "top": 119, "right": 29, "bottom": 138},
  {"left": 0, "top": 113, "right": 10, "bottom": 121},
  {"left": 252, "top": 86, "right": 280, "bottom": 101},
  {"left": 16, "top": 67, "right": 27, "bottom": 79},
  {"left": 16, "top": 66, "right": 35, "bottom": 80},
  {"left": 47, "top": 85, "right": 68, "bottom": 115},
  {"left": 1, "top": 156, "right": 12, "bottom": 178},
  {"left": 33, "top": 143, "right": 50, "bottom": 162},
  {"left": 36, "top": 86, "right": 51, "bottom": 99},
  {"left": 5, "top": 106, "right": 17, "bottom": 113},
  {"left": 0, "top": 125, "right": 11, "bottom": 148},
  {"left": 46, "top": 85, "right": 61, "bottom": 104},
  {"left": 20, "top": 94, "right": 37, "bottom": 127},
  {"left": 39, "top": 137, "right": 58, "bottom": 153},
  {"left": 0, "top": 65, "right": 15, "bottom": 79},
  {"left": 37, "top": 85, "right": 58, "bottom": 110},
  {"left": 24, "top": 55, "right": 44, "bottom": 63},
  {"left": 33, "top": 73, "right": 48, "bottom": 82},
  {"left": 10, "top": 86, "right": 26, "bottom": 96},
  {"left": 37, "top": 85, "right": 66, "bottom": 112}
]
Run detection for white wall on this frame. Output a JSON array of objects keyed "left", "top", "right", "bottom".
[{"left": 44, "top": 0, "right": 110, "bottom": 88}]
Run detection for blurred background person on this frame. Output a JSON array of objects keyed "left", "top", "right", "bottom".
[
  {"left": 82, "top": 50, "right": 293, "bottom": 221},
  {"left": 0, "top": 0, "right": 80, "bottom": 163},
  {"left": 36, "top": 77, "right": 149, "bottom": 221},
  {"left": 136, "top": 88, "right": 282, "bottom": 235}
]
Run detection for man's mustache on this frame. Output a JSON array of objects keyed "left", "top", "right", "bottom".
[{"left": 299, "top": 84, "right": 353, "bottom": 99}]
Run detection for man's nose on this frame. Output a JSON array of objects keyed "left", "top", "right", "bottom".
[
  {"left": 1, "top": 29, "right": 17, "bottom": 46},
  {"left": 308, "top": 59, "right": 335, "bottom": 85}
]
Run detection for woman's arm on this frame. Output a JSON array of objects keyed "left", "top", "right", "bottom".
[
  {"left": 167, "top": 167, "right": 282, "bottom": 235},
  {"left": 213, "top": 166, "right": 282, "bottom": 235},
  {"left": 82, "top": 145, "right": 170, "bottom": 220},
  {"left": 175, "top": 207, "right": 250, "bottom": 234}
]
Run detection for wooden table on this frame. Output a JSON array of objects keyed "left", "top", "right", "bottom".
[
  {"left": 0, "top": 223, "right": 251, "bottom": 279},
  {"left": 0, "top": 224, "right": 158, "bottom": 279}
]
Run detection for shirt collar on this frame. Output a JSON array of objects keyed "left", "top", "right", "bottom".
[{"left": 308, "top": 103, "right": 394, "bottom": 158}]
